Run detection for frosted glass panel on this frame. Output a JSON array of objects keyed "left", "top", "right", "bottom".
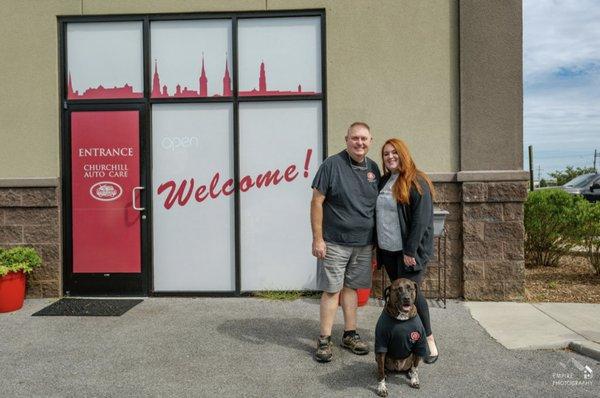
[
  {"left": 67, "top": 22, "right": 143, "bottom": 99},
  {"left": 150, "top": 20, "right": 232, "bottom": 98},
  {"left": 153, "top": 104, "right": 234, "bottom": 291},
  {"left": 239, "top": 101, "right": 322, "bottom": 290},
  {"left": 238, "top": 17, "right": 321, "bottom": 96}
]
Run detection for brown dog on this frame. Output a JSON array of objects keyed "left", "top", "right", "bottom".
[{"left": 375, "top": 278, "right": 427, "bottom": 397}]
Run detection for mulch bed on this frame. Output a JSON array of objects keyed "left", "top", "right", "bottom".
[{"left": 525, "top": 256, "right": 600, "bottom": 303}]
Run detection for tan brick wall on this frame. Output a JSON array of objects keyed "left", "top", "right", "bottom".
[
  {"left": 462, "top": 182, "right": 527, "bottom": 300},
  {"left": 0, "top": 187, "right": 61, "bottom": 297}
]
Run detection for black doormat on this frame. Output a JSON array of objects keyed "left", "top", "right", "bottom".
[{"left": 32, "top": 298, "right": 143, "bottom": 317}]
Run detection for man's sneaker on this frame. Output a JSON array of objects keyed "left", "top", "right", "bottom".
[
  {"left": 315, "top": 336, "right": 333, "bottom": 362},
  {"left": 341, "top": 333, "right": 369, "bottom": 355}
]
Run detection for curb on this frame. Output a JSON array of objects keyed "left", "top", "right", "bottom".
[{"left": 568, "top": 341, "right": 600, "bottom": 362}]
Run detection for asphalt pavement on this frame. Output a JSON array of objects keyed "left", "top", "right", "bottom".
[{"left": 1, "top": 298, "right": 598, "bottom": 397}]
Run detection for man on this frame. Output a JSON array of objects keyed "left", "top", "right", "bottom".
[{"left": 311, "top": 121, "right": 381, "bottom": 362}]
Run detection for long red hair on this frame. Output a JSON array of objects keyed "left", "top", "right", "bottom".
[{"left": 381, "top": 138, "right": 434, "bottom": 204}]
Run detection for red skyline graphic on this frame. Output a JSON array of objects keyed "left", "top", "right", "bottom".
[
  {"left": 151, "top": 55, "right": 231, "bottom": 98},
  {"left": 239, "top": 61, "right": 317, "bottom": 97},
  {"left": 68, "top": 58, "right": 318, "bottom": 100},
  {"left": 68, "top": 73, "right": 143, "bottom": 99},
  {"left": 151, "top": 57, "right": 316, "bottom": 98}
]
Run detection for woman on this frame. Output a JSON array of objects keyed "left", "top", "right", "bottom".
[{"left": 375, "top": 138, "right": 438, "bottom": 363}]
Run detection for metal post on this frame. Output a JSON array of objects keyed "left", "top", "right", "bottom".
[
  {"left": 594, "top": 149, "right": 598, "bottom": 172},
  {"left": 528, "top": 145, "right": 534, "bottom": 191}
]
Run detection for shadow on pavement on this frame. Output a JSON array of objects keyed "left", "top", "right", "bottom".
[
  {"left": 217, "top": 317, "right": 372, "bottom": 356},
  {"left": 317, "top": 361, "right": 376, "bottom": 394}
]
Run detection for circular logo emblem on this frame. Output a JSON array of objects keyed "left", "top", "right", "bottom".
[
  {"left": 367, "top": 171, "right": 376, "bottom": 182},
  {"left": 90, "top": 181, "right": 123, "bottom": 201},
  {"left": 410, "top": 331, "right": 421, "bottom": 342}
]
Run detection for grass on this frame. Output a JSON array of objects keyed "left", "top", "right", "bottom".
[{"left": 252, "top": 290, "right": 322, "bottom": 300}]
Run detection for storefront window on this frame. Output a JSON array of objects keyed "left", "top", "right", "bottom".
[{"left": 62, "top": 12, "right": 324, "bottom": 294}]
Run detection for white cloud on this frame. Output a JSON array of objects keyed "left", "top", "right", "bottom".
[{"left": 524, "top": 0, "right": 600, "bottom": 82}]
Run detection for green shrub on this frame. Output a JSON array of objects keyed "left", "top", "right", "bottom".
[
  {"left": 577, "top": 201, "right": 600, "bottom": 275},
  {"left": 0, "top": 247, "right": 42, "bottom": 276},
  {"left": 524, "top": 189, "right": 583, "bottom": 267}
]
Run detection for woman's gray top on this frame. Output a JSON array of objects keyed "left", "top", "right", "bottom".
[{"left": 376, "top": 173, "right": 403, "bottom": 251}]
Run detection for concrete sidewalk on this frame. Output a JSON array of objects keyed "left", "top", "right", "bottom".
[
  {"left": 465, "top": 302, "right": 600, "bottom": 360},
  {"left": 1, "top": 298, "right": 598, "bottom": 397}
]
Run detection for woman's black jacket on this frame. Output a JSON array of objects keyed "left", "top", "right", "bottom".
[{"left": 375, "top": 174, "right": 434, "bottom": 272}]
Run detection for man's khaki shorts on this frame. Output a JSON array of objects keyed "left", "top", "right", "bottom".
[{"left": 317, "top": 242, "right": 372, "bottom": 293}]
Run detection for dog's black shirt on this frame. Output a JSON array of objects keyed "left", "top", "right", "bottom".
[{"left": 375, "top": 311, "right": 427, "bottom": 359}]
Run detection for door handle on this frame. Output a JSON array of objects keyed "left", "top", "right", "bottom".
[{"left": 132, "top": 186, "right": 145, "bottom": 211}]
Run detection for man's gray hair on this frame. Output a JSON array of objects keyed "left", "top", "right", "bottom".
[{"left": 346, "top": 121, "right": 371, "bottom": 137}]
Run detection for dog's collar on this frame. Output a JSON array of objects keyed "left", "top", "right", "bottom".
[
  {"left": 396, "top": 313, "right": 410, "bottom": 321},
  {"left": 384, "top": 308, "right": 412, "bottom": 322}
]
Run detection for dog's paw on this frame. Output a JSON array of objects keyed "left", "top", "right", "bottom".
[
  {"left": 376, "top": 380, "right": 388, "bottom": 397},
  {"left": 408, "top": 370, "right": 420, "bottom": 389}
]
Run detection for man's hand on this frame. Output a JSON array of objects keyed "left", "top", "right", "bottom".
[
  {"left": 403, "top": 254, "right": 417, "bottom": 267},
  {"left": 312, "top": 238, "right": 327, "bottom": 259},
  {"left": 310, "top": 189, "right": 327, "bottom": 260}
]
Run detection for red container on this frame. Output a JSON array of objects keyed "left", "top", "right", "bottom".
[
  {"left": 0, "top": 271, "right": 26, "bottom": 313},
  {"left": 356, "top": 288, "right": 370, "bottom": 307},
  {"left": 339, "top": 288, "right": 371, "bottom": 307}
]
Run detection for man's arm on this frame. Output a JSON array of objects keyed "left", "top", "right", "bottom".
[{"left": 310, "top": 188, "right": 327, "bottom": 259}]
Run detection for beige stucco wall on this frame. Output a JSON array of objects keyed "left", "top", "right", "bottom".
[
  {"left": 0, "top": 0, "right": 459, "bottom": 178},
  {"left": 0, "top": 0, "right": 80, "bottom": 178},
  {"left": 460, "top": 0, "right": 523, "bottom": 171}
]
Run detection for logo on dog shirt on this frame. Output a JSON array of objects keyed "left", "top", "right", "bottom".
[
  {"left": 410, "top": 331, "right": 421, "bottom": 342},
  {"left": 367, "top": 171, "right": 376, "bottom": 182}
]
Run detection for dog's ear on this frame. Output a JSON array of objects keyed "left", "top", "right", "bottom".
[
  {"left": 411, "top": 280, "right": 418, "bottom": 301},
  {"left": 384, "top": 286, "right": 390, "bottom": 302}
]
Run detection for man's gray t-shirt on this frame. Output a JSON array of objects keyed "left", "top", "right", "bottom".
[{"left": 311, "top": 150, "right": 381, "bottom": 246}]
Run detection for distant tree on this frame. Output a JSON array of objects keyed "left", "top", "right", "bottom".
[
  {"left": 549, "top": 166, "right": 597, "bottom": 186},
  {"left": 539, "top": 178, "right": 548, "bottom": 188}
]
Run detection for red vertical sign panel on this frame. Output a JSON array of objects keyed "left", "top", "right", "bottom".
[{"left": 71, "top": 111, "right": 141, "bottom": 273}]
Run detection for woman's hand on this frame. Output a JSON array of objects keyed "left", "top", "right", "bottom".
[
  {"left": 403, "top": 254, "right": 416, "bottom": 267},
  {"left": 372, "top": 247, "right": 378, "bottom": 270}
]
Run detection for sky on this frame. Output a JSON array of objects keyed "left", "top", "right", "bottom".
[{"left": 524, "top": 0, "right": 600, "bottom": 179}]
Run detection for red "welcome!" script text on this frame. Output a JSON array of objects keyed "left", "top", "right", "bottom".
[{"left": 157, "top": 149, "right": 313, "bottom": 209}]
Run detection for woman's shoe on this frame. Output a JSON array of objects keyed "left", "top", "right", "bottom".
[
  {"left": 424, "top": 354, "right": 438, "bottom": 364},
  {"left": 425, "top": 335, "right": 438, "bottom": 364}
]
